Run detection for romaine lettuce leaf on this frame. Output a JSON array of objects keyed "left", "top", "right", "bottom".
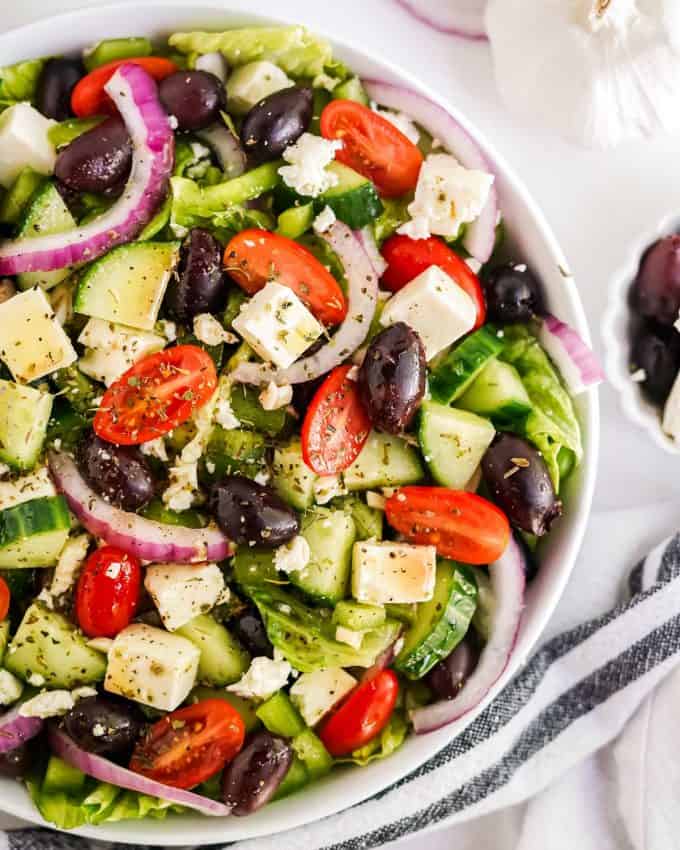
[{"left": 0, "top": 58, "right": 45, "bottom": 111}]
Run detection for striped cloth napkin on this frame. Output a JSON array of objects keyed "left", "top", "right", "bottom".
[{"left": 4, "top": 502, "right": 680, "bottom": 850}]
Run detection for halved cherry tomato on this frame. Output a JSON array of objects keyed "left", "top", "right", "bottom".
[
  {"left": 320, "top": 100, "right": 423, "bottom": 198},
  {"left": 71, "top": 56, "right": 178, "bottom": 118},
  {"left": 75, "top": 546, "right": 141, "bottom": 638},
  {"left": 224, "top": 230, "right": 347, "bottom": 326},
  {"left": 0, "top": 577, "right": 10, "bottom": 622},
  {"left": 93, "top": 345, "right": 217, "bottom": 445},
  {"left": 130, "top": 699, "right": 245, "bottom": 790},
  {"left": 319, "top": 670, "right": 398, "bottom": 757},
  {"left": 381, "top": 234, "right": 486, "bottom": 329},
  {"left": 301, "top": 365, "right": 371, "bottom": 475},
  {"left": 385, "top": 486, "right": 510, "bottom": 565}
]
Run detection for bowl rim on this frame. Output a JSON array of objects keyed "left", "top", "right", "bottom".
[{"left": 0, "top": 2, "right": 600, "bottom": 843}]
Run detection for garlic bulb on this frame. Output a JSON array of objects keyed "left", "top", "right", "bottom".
[{"left": 485, "top": 0, "right": 680, "bottom": 149}]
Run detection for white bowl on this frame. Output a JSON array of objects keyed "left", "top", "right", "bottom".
[
  {"left": 603, "top": 214, "right": 680, "bottom": 454},
  {"left": 0, "top": 3, "right": 600, "bottom": 844}
]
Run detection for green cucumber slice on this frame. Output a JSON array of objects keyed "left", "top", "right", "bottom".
[
  {"left": 0, "top": 380, "right": 53, "bottom": 471},
  {"left": 430, "top": 325, "right": 504, "bottom": 404},
  {"left": 344, "top": 431, "right": 423, "bottom": 491},
  {"left": 272, "top": 439, "right": 317, "bottom": 511},
  {"left": 456, "top": 359, "right": 532, "bottom": 429},
  {"left": 175, "top": 614, "right": 250, "bottom": 687},
  {"left": 288, "top": 508, "right": 356, "bottom": 604},
  {"left": 16, "top": 182, "right": 76, "bottom": 291},
  {"left": 0, "top": 496, "right": 70, "bottom": 568},
  {"left": 333, "top": 601, "right": 386, "bottom": 631}
]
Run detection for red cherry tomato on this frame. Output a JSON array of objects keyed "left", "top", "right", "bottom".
[
  {"left": 224, "top": 230, "right": 347, "bottom": 326},
  {"left": 0, "top": 578, "right": 10, "bottom": 622},
  {"left": 381, "top": 234, "right": 486, "bottom": 329},
  {"left": 71, "top": 56, "right": 178, "bottom": 118},
  {"left": 319, "top": 670, "right": 398, "bottom": 757},
  {"left": 385, "top": 486, "right": 510, "bottom": 565},
  {"left": 301, "top": 365, "right": 371, "bottom": 475},
  {"left": 75, "top": 546, "right": 142, "bottom": 638},
  {"left": 93, "top": 345, "right": 217, "bottom": 446},
  {"left": 130, "top": 699, "right": 245, "bottom": 790},
  {"left": 320, "top": 100, "right": 423, "bottom": 198}
]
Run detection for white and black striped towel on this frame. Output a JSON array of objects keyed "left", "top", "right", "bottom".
[{"left": 5, "top": 503, "right": 680, "bottom": 850}]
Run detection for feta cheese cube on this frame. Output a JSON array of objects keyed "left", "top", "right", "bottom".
[
  {"left": 274, "top": 535, "right": 311, "bottom": 575},
  {"left": 105, "top": 624, "right": 200, "bottom": 711},
  {"left": 313, "top": 205, "right": 337, "bottom": 234},
  {"left": 144, "top": 562, "right": 226, "bottom": 631},
  {"left": 0, "top": 287, "right": 77, "bottom": 382},
  {"left": 0, "top": 670, "right": 23, "bottom": 705},
  {"left": 663, "top": 370, "right": 680, "bottom": 440},
  {"left": 289, "top": 668, "right": 357, "bottom": 727},
  {"left": 140, "top": 437, "right": 168, "bottom": 462},
  {"left": 78, "top": 319, "right": 166, "bottom": 386},
  {"left": 259, "top": 381, "right": 293, "bottom": 411},
  {"left": 193, "top": 313, "right": 237, "bottom": 347},
  {"left": 380, "top": 265, "right": 476, "bottom": 360},
  {"left": 195, "top": 52, "right": 229, "bottom": 85},
  {"left": 352, "top": 540, "right": 437, "bottom": 604},
  {"left": 0, "top": 103, "right": 56, "bottom": 188},
  {"left": 335, "top": 626, "right": 364, "bottom": 650},
  {"left": 233, "top": 282, "right": 322, "bottom": 369},
  {"left": 227, "top": 61, "right": 293, "bottom": 115},
  {"left": 0, "top": 467, "right": 56, "bottom": 512},
  {"left": 398, "top": 153, "right": 494, "bottom": 241},
  {"left": 19, "top": 689, "right": 74, "bottom": 719},
  {"left": 50, "top": 534, "right": 90, "bottom": 597},
  {"left": 279, "top": 133, "right": 343, "bottom": 198},
  {"left": 227, "top": 656, "right": 292, "bottom": 702}
]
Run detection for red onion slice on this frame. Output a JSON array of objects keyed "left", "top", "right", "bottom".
[
  {"left": 411, "top": 537, "right": 526, "bottom": 734},
  {"left": 355, "top": 227, "right": 387, "bottom": 278},
  {"left": 0, "top": 63, "right": 173, "bottom": 275},
  {"left": 49, "top": 726, "right": 231, "bottom": 817},
  {"left": 538, "top": 314, "right": 604, "bottom": 395},
  {"left": 48, "top": 451, "right": 232, "bottom": 564},
  {"left": 363, "top": 80, "right": 498, "bottom": 263},
  {"left": 0, "top": 707, "right": 43, "bottom": 754},
  {"left": 395, "top": 0, "right": 488, "bottom": 40},
  {"left": 232, "top": 221, "right": 378, "bottom": 385}
]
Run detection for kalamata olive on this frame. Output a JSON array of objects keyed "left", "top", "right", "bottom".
[
  {"left": 158, "top": 71, "right": 226, "bottom": 132},
  {"left": 36, "top": 57, "right": 84, "bottom": 121},
  {"left": 632, "top": 235, "right": 680, "bottom": 326},
  {"left": 358, "top": 322, "right": 426, "bottom": 434},
  {"left": 78, "top": 433, "right": 156, "bottom": 511},
  {"left": 0, "top": 744, "right": 32, "bottom": 779},
  {"left": 482, "top": 262, "right": 545, "bottom": 324},
  {"left": 55, "top": 117, "right": 132, "bottom": 195},
  {"left": 222, "top": 731, "right": 292, "bottom": 815},
  {"left": 232, "top": 606, "right": 273, "bottom": 657},
  {"left": 240, "top": 86, "right": 313, "bottom": 163},
  {"left": 426, "top": 634, "right": 480, "bottom": 700},
  {"left": 631, "top": 323, "right": 680, "bottom": 404},
  {"left": 210, "top": 475, "right": 299, "bottom": 547},
  {"left": 165, "top": 228, "right": 227, "bottom": 323},
  {"left": 481, "top": 434, "right": 562, "bottom": 536},
  {"left": 63, "top": 696, "right": 145, "bottom": 758}
]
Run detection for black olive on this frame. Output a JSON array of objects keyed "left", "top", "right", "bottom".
[
  {"left": 240, "top": 87, "right": 313, "bottom": 162},
  {"left": 158, "top": 71, "right": 226, "bottom": 132},
  {"left": 209, "top": 475, "right": 299, "bottom": 547},
  {"left": 36, "top": 57, "right": 84, "bottom": 121},
  {"left": 165, "top": 228, "right": 227, "bottom": 323},
  {"left": 222, "top": 731, "right": 292, "bottom": 815},
  {"left": 78, "top": 432, "right": 156, "bottom": 511}
]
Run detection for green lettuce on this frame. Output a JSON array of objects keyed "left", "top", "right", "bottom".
[
  {"left": 339, "top": 711, "right": 408, "bottom": 766},
  {"left": 500, "top": 324, "right": 582, "bottom": 491},
  {"left": 0, "top": 58, "right": 45, "bottom": 111},
  {"left": 169, "top": 26, "right": 347, "bottom": 82}
]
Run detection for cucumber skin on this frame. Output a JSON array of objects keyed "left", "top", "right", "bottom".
[
  {"left": 0, "top": 496, "right": 71, "bottom": 568},
  {"left": 256, "top": 691, "right": 306, "bottom": 738},
  {"left": 16, "top": 182, "right": 76, "bottom": 291},
  {"left": 430, "top": 326, "right": 504, "bottom": 404},
  {"left": 288, "top": 508, "right": 356, "bottom": 605},
  {"left": 175, "top": 614, "right": 250, "bottom": 687},
  {"left": 201, "top": 428, "right": 267, "bottom": 483},
  {"left": 344, "top": 431, "right": 423, "bottom": 492},
  {"left": 272, "top": 440, "right": 318, "bottom": 511}
]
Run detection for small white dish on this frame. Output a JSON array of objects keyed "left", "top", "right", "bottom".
[{"left": 602, "top": 213, "right": 680, "bottom": 454}]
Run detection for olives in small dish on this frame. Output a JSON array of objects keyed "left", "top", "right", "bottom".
[
  {"left": 240, "top": 86, "right": 313, "bottom": 162},
  {"left": 63, "top": 696, "right": 145, "bottom": 758},
  {"left": 358, "top": 322, "right": 426, "bottom": 434},
  {"left": 78, "top": 433, "right": 156, "bottom": 511},
  {"left": 631, "top": 323, "right": 680, "bottom": 404},
  {"left": 427, "top": 634, "right": 480, "bottom": 700},
  {"left": 0, "top": 744, "right": 32, "bottom": 779},
  {"left": 222, "top": 731, "right": 293, "bottom": 815},
  {"left": 632, "top": 235, "right": 680, "bottom": 326},
  {"left": 55, "top": 117, "right": 132, "bottom": 195},
  {"left": 209, "top": 475, "right": 300, "bottom": 547},
  {"left": 36, "top": 57, "right": 84, "bottom": 121},
  {"left": 158, "top": 70, "right": 226, "bottom": 132},
  {"left": 165, "top": 228, "right": 227, "bottom": 323},
  {"left": 482, "top": 263, "right": 545, "bottom": 324},
  {"left": 481, "top": 433, "right": 562, "bottom": 537}
]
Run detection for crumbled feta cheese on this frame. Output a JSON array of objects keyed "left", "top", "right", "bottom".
[
  {"left": 346, "top": 365, "right": 360, "bottom": 381},
  {"left": 314, "top": 475, "right": 347, "bottom": 505},
  {"left": 254, "top": 469, "right": 271, "bottom": 486},
  {"left": 630, "top": 368, "right": 647, "bottom": 383},
  {"left": 214, "top": 396, "right": 240, "bottom": 430},
  {"left": 398, "top": 154, "right": 494, "bottom": 241},
  {"left": 372, "top": 105, "right": 420, "bottom": 144},
  {"left": 313, "top": 205, "right": 337, "bottom": 234},
  {"left": 366, "top": 491, "right": 386, "bottom": 511},
  {"left": 274, "top": 535, "right": 311, "bottom": 575},
  {"left": 0, "top": 463, "right": 9, "bottom": 478},
  {"left": 157, "top": 319, "right": 177, "bottom": 342},
  {"left": 50, "top": 534, "right": 90, "bottom": 597},
  {"left": 92, "top": 723, "right": 106, "bottom": 738},
  {"left": 0, "top": 670, "right": 23, "bottom": 706},
  {"left": 36, "top": 589, "right": 54, "bottom": 610},
  {"left": 48, "top": 280, "right": 74, "bottom": 327},
  {"left": 335, "top": 626, "right": 364, "bottom": 650},
  {"left": 193, "top": 313, "right": 238, "bottom": 347},
  {"left": 72, "top": 686, "right": 98, "bottom": 700},
  {"left": 290, "top": 668, "right": 357, "bottom": 726},
  {"left": 20, "top": 690, "right": 75, "bottom": 719},
  {"left": 145, "top": 562, "right": 226, "bottom": 631},
  {"left": 168, "top": 115, "right": 179, "bottom": 130},
  {"left": 27, "top": 673, "right": 45, "bottom": 687},
  {"left": 88, "top": 637, "right": 114, "bottom": 655},
  {"left": 227, "top": 656, "right": 292, "bottom": 702},
  {"left": 205, "top": 460, "right": 216, "bottom": 475},
  {"left": 259, "top": 381, "right": 293, "bottom": 411},
  {"left": 228, "top": 61, "right": 293, "bottom": 115},
  {"left": 78, "top": 319, "right": 166, "bottom": 386},
  {"left": 215, "top": 586, "right": 232, "bottom": 606},
  {"left": 141, "top": 437, "right": 168, "bottom": 462},
  {"left": 0, "top": 467, "right": 56, "bottom": 512},
  {"left": 279, "top": 133, "right": 343, "bottom": 198},
  {"left": 163, "top": 390, "right": 218, "bottom": 510}
]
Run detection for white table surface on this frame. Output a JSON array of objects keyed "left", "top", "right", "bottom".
[{"left": 2, "top": 1, "right": 679, "bottom": 846}]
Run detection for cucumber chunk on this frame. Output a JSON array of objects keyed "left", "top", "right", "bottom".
[
  {"left": 74, "top": 241, "right": 181, "bottom": 331},
  {"left": 272, "top": 439, "right": 317, "bottom": 511},
  {"left": 5, "top": 603, "right": 107, "bottom": 687},
  {"left": 333, "top": 601, "right": 386, "bottom": 631},
  {"left": 277, "top": 203, "right": 314, "bottom": 239},
  {"left": 0, "top": 167, "right": 45, "bottom": 226},
  {"left": 419, "top": 401, "right": 495, "bottom": 490},
  {"left": 0, "top": 496, "right": 70, "bottom": 568},
  {"left": 457, "top": 359, "right": 532, "bottom": 429},
  {"left": 274, "top": 756, "right": 309, "bottom": 799},
  {"left": 289, "top": 508, "right": 356, "bottom": 604},
  {"left": 333, "top": 77, "right": 369, "bottom": 105},
  {"left": 344, "top": 431, "right": 423, "bottom": 491},
  {"left": 394, "top": 560, "right": 477, "bottom": 680},
  {"left": 0, "top": 381, "right": 53, "bottom": 471},
  {"left": 333, "top": 496, "right": 383, "bottom": 541},
  {"left": 84, "top": 37, "right": 152, "bottom": 72},
  {"left": 430, "top": 325, "right": 504, "bottom": 404},
  {"left": 43, "top": 756, "right": 86, "bottom": 794},
  {"left": 16, "top": 182, "right": 76, "bottom": 291},
  {"left": 232, "top": 548, "right": 280, "bottom": 589},
  {"left": 175, "top": 614, "right": 250, "bottom": 687},
  {"left": 256, "top": 691, "right": 306, "bottom": 738},
  {"left": 201, "top": 428, "right": 267, "bottom": 483},
  {"left": 292, "top": 729, "right": 333, "bottom": 778}
]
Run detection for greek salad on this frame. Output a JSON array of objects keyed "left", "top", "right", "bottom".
[{"left": 0, "top": 25, "right": 600, "bottom": 829}]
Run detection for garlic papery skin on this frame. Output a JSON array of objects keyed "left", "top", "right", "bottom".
[{"left": 486, "top": 0, "right": 680, "bottom": 149}]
